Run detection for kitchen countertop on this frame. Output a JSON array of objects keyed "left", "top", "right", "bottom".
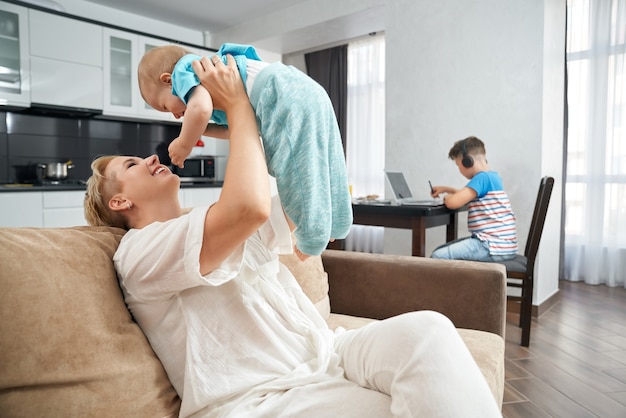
[{"left": 0, "top": 182, "right": 224, "bottom": 192}]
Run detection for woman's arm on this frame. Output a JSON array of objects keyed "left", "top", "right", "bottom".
[{"left": 192, "top": 55, "right": 270, "bottom": 275}]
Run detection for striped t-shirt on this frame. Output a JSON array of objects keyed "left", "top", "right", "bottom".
[{"left": 466, "top": 171, "right": 518, "bottom": 256}]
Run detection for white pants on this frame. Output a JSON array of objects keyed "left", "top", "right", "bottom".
[
  {"left": 241, "top": 311, "right": 501, "bottom": 418},
  {"left": 334, "top": 311, "right": 502, "bottom": 418}
]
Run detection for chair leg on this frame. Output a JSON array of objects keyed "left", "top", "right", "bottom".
[{"left": 519, "top": 277, "right": 533, "bottom": 347}]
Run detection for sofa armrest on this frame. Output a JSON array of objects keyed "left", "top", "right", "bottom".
[{"left": 321, "top": 250, "right": 506, "bottom": 337}]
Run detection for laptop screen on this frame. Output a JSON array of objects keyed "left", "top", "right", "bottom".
[{"left": 386, "top": 171, "right": 414, "bottom": 200}]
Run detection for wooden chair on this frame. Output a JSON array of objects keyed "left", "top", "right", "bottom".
[{"left": 502, "top": 176, "right": 554, "bottom": 347}]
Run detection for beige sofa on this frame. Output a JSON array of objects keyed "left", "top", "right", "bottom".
[{"left": 0, "top": 226, "right": 506, "bottom": 417}]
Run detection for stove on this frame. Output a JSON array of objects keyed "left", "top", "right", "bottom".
[{"left": 40, "top": 179, "right": 87, "bottom": 186}]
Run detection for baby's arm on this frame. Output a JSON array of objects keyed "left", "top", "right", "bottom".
[
  {"left": 169, "top": 86, "right": 214, "bottom": 168},
  {"left": 203, "top": 123, "right": 229, "bottom": 139}
]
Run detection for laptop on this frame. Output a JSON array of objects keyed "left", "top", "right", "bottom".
[{"left": 385, "top": 171, "right": 443, "bottom": 206}]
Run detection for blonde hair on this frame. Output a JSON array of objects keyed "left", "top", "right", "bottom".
[
  {"left": 84, "top": 155, "right": 128, "bottom": 229},
  {"left": 137, "top": 44, "right": 192, "bottom": 99}
]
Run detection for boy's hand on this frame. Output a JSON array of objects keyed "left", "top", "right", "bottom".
[{"left": 168, "top": 137, "right": 194, "bottom": 168}]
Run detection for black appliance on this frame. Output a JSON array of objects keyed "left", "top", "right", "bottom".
[{"left": 171, "top": 156, "right": 216, "bottom": 183}]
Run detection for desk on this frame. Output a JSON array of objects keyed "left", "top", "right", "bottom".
[{"left": 351, "top": 203, "right": 463, "bottom": 257}]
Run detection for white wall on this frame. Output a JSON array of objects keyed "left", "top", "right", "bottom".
[
  {"left": 384, "top": 0, "right": 564, "bottom": 306},
  {"left": 538, "top": 0, "right": 566, "bottom": 305}
]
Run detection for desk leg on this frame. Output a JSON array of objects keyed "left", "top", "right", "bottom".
[
  {"left": 411, "top": 216, "right": 426, "bottom": 257},
  {"left": 446, "top": 212, "right": 458, "bottom": 242}
]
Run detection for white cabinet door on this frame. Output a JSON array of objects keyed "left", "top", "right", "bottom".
[
  {"left": 28, "top": 9, "right": 103, "bottom": 110},
  {"left": 0, "top": 2, "right": 30, "bottom": 108},
  {"left": 103, "top": 30, "right": 178, "bottom": 122},
  {"left": 180, "top": 188, "right": 222, "bottom": 208},
  {"left": 30, "top": 56, "right": 102, "bottom": 109},
  {"left": 136, "top": 36, "right": 177, "bottom": 121},
  {"left": 42, "top": 191, "right": 87, "bottom": 227},
  {"left": 103, "top": 28, "right": 139, "bottom": 117},
  {"left": 29, "top": 10, "right": 102, "bottom": 66},
  {"left": 43, "top": 208, "right": 87, "bottom": 227},
  {"left": 0, "top": 192, "right": 43, "bottom": 227}
]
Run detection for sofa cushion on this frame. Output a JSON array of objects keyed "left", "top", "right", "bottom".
[
  {"left": 327, "top": 313, "right": 505, "bottom": 409},
  {"left": 0, "top": 227, "right": 181, "bottom": 417},
  {"left": 279, "top": 253, "right": 330, "bottom": 319}
]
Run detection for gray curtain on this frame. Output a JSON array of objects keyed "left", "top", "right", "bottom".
[
  {"left": 305, "top": 45, "right": 348, "bottom": 153},
  {"left": 305, "top": 45, "right": 349, "bottom": 250}
]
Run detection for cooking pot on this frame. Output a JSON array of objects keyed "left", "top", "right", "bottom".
[
  {"left": 38, "top": 161, "right": 74, "bottom": 180},
  {"left": 13, "top": 163, "right": 43, "bottom": 183}
]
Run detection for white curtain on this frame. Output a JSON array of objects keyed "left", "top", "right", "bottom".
[
  {"left": 344, "top": 35, "right": 386, "bottom": 253},
  {"left": 565, "top": 0, "right": 626, "bottom": 287}
]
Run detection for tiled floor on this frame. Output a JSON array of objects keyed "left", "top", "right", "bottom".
[{"left": 502, "top": 280, "right": 626, "bottom": 417}]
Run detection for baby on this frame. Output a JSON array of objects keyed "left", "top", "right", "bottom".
[{"left": 137, "top": 43, "right": 352, "bottom": 259}]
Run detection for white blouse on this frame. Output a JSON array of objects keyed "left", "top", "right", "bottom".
[{"left": 114, "top": 195, "right": 342, "bottom": 417}]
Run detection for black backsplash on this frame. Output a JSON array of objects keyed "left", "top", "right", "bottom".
[{"left": 0, "top": 111, "right": 179, "bottom": 183}]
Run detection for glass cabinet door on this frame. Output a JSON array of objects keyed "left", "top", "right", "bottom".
[
  {"left": 103, "top": 30, "right": 177, "bottom": 122},
  {"left": 0, "top": 3, "right": 29, "bottom": 107},
  {"left": 137, "top": 36, "right": 176, "bottom": 121},
  {"left": 103, "top": 28, "right": 138, "bottom": 116}
]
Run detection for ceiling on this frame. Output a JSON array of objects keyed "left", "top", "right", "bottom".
[
  {"left": 79, "top": 0, "right": 384, "bottom": 54},
  {"left": 83, "top": 0, "right": 310, "bottom": 33}
]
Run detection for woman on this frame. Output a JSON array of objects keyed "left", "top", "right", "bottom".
[{"left": 84, "top": 55, "right": 501, "bottom": 417}]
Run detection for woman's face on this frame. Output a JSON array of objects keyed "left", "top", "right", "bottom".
[{"left": 106, "top": 154, "right": 179, "bottom": 205}]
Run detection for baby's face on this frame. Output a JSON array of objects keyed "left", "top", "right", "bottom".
[{"left": 144, "top": 84, "right": 187, "bottom": 119}]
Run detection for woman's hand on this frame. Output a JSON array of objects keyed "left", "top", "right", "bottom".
[{"left": 191, "top": 55, "right": 246, "bottom": 113}]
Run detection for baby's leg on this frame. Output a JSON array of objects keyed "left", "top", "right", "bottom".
[
  {"left": 255, "top": 64, "right": 352, "bottom": 256},
  {"left": 324, "top": 110, "right": 353, "bottom": 240},
  {"left": 269, "top": 130, "right": 333, "bottom": 256}
]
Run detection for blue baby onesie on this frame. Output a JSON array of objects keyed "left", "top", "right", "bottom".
[{"left": 171, "top": 44, "right": 352, "bottom": 256}]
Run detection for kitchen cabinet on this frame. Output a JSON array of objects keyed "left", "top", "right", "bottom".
[
  {"left": 103, "top": 28, "right": 136, "bottom": 117},
  {"left": 42, "top": 190, "right": 87, "bottom": 227},
  {"left": 0, "top": 188, "right": 221, "bottom": 228},
  {"left": 103, "top": 28, "right": 177, "bottom": 122},
  {"left": 179, "top": 187, "right": 222, "bottom": 208},
  {"left": 136, "top": 36, "right": 177, "bottom": 121},
  {"left": 0, "top": 190, "right": 87, "bottom": 227},
  {"left": 0, "top": 2, "right": 30, "bottom": 108},
  {"left": 28, "top": 10, "right": 103, "bottom": 110},
  {"left": 30, "top": 57, "right": 102, "bottom": 110},
  {"left": 0, "top": 192, "right": 42, "bottom": 227},
  {"left": 2, "top": 3, "right": 214, "bottom": 123}
]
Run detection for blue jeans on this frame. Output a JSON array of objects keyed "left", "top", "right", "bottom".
[{"left": 431, "top": 236, "right": 516, "bottom": 262}]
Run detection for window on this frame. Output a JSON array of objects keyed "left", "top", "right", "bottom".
[
  {"left": 344, "top": 34, "right": 386, "bottom": 252},
  {"left": 565, "top": 0, "right": 626, "bottom": 285}
]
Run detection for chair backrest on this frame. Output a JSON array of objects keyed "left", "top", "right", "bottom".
[{"left": 523, "top": 176, "right": 555, "bottom": 273}]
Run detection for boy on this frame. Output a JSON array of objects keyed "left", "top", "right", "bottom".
[
  {"left": 430, "top": 136, "right": 518, "bottom": 261},
  {"left": 137, "top": 43, "right": 352, "bottom": 259}
]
